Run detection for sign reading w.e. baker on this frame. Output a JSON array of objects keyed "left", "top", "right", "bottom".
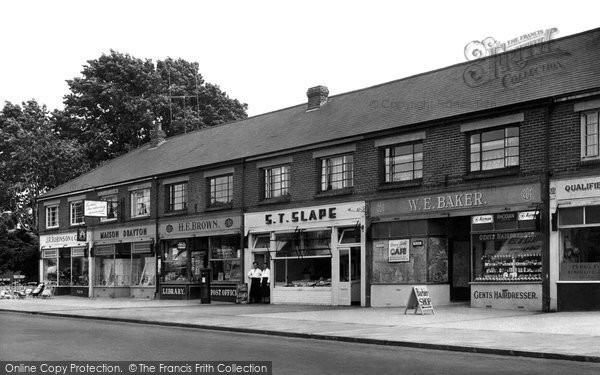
[{"left": 372, "top": 184, "right": 540, "bottom": 216}]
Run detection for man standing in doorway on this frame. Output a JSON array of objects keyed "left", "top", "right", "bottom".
[
  {"left": 261, "top": 262, "right": 270, "bottom": 304},
  {"left": 247, "top": 262, "right": 262, "bottom": 304}
]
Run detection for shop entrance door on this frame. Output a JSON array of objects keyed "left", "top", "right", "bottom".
[
  {"left": 338, "top": 246, "right": 361, "bottom": 306},
  {"left": 450, "top": 240, "right": 470, "bottom": 301}
]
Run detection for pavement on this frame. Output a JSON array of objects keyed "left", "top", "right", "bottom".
[{"left": 1, "top": 296, "right": 600, "bottom": 363}]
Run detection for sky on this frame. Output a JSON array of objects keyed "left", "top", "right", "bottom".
[{"left": 1, "top": 0, "right": 599, "bottom": 117}]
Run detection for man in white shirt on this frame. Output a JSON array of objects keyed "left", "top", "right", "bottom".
[
  {"left": 261, "top": 262, "right": 270, "bottom": 304},
  {"left": 247, "top": 262, "right": 262, "bottom": 303}
]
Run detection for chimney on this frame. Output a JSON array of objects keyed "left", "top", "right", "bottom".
[
  {"left": 306, "top": 85, "right": 329, "bottom": 111},
  {"left": 150, "top": 122, "right": 166, "bottom": 148}
]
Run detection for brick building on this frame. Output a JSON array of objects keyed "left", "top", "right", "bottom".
[{"left": 38, "top": 28, "right": 600, "bottom": 311}]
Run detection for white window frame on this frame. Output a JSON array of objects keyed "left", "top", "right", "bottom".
[
  {"left": 70, "top": 201, "right": 85, "bottom": 226},
  {"left": 131, "top": 189, "right": 150, "bottom": 218},
  {"left": 263, "top": 165, "right": 290, "bottom": 199},
  {"left": 100, "top": 194, "right": 118, "bottom": 222},
  {"left": 209, "top": 174, "right": 233, "bottom": 206},
  {"left": 320, "top": 154, "right": 354, "bottom": 191},
  {"left": 581, "top": 110, "right": 600, "bottom": 161},
  {"left": 46, "top": 205, "right": 59, "bottom": 229},
  {"left": 166, "top": 182, "right": 188, "bottom": 212},
  {"left": 384, "top": 142, "right": 423, "bottom": 182}
]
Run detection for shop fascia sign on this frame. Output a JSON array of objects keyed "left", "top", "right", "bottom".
[
  {"left": 160, "top": 216, "right": 240, "bottom": 236},
  {"left": 93, "top": 224, "right": 155, "bottom": 241},
  {"left": 372, "top": 184, "right": 540, "bottom": 217},
  {"left": 551, "top": 177, "right": 600, "bottom": 200},
  {"left": 245, "top": 202, "right": 365, "bottom": 232},
  {"left": 40, "top": 232, "right": 87, "bottom": 248}
]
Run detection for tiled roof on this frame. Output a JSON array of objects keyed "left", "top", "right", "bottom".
[{"left": 41, "top": 28, "right": 600, "bottom": 199}]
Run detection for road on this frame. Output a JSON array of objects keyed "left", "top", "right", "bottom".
[{"left": 1, "top": 312, "right": 599, "bottom": 375}]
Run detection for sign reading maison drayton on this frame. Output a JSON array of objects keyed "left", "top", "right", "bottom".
[
  {"left": 372, "top": 184, "right": 540, "bottom": 217},
  {"left": 93, "top": 224, "right": 155, "bottom": 242}
]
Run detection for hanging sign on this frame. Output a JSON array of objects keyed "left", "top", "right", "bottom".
[
  {"left": 404, "top": 285, "right": 435, "bottom": 315},
  {"left": 389, "top": 239, "right": 410, "bottom": 262},
  {"left": 84, "top": 200, "right": 108, "bottom": 217}
]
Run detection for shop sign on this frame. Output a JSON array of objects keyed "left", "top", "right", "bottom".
[
  {"left": 473, "top": 289, "right": 539, "bottom": 300},
  {"left": 160, "top": 216, "right": 240, "bottom": 237},
  {"left": 473, "top": 215, "right": 494, "bottom": 224},
  {"left": 389, "top": 239, "right": 410, "bottom": 262},
  {"left": 177, "top": 241, "right": 187, "bottom": 250},
  {"left": 552, "top": 177, "right": 600, "bottom": 200},
  {"left": 404, "top": 286, "right": 434, "bottom": 315},
  {"left": 518, "top": 211, "right": 537, "bottom": 221},
  {"left": 93, "top": 224, "right": 155, "bottom": 242},
  {"left": 495, "top": 212, "right": 516, "bottom": 222},
  {"left": 560, "top": 262, "right": 600, "bottom": 281},
  {"left": 372, "top": 184, "right": 540, "bottom": 217},
  {"left": 40, "top": 232, "right": 86, "bottom": 248},
  {"left": 210, "top": 286, "right": 237, "bottom": 297},
  {"left": 245, "top": 202, "right": 365, "bottom": 232},
  {"left": 412, "top": 240, "right": 424, "bottom": 247},
  {"left": 84, "top": 200, "right": 108, "bottom": 217},
  {"left": 161, "top": 286, "right": 186, "bottom": 295}
]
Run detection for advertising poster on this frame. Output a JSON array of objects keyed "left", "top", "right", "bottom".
[{"left": 389, "top": 239, "right": 410, "bottom": 262}]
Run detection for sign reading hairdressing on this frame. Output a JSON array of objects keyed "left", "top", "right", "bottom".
[
  {"left": 372, "top": 184, "right": 540, "bottom": 217},
  {"left": 159, "top": 216, "right": 241, "bottom": 238},
  {"left": 93, "top": 224, "right": 155, "bottom": 243},
  {"left": 244, "top": 202, "right": 365, "bottom": 233},
  {"left": 40, "top": 232, "right": 88, "bottom": 249}
]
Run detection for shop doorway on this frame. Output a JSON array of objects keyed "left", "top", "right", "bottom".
[
  {"left": 448, "top": 217, "right": 471, "bottom": 301},
  {"left": 338, "top": 246, "right": 361, "bottom": 305}
]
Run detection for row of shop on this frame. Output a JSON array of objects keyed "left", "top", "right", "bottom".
[{"left": 39, "top": 176, "right": 600, "bottom": 311}]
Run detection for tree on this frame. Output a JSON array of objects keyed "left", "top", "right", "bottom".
[
  {"left": 0, "top": 100, "right": 90, "bottom": 231},
  {"left": 0, "top": 211, "right": 38, "bottom": 282},
  {"left": 60, "top": 51, "right": 248, "bottom": 167}
]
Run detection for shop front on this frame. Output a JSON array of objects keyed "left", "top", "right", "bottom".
[
  {"left": 158, "top": 214, "right": 242, "bottom": 301},
  {"left": 550, "top": 176, "right": 600, "bottom": 311},
  {"left": 39, "top": 231, "right": 90, "bottom": 297},
  {"left": 370, "top": 182, "right": 544, "bottom": 311},
  {"left": 244, "top": 202, "right": 366, "bottom": 306},
  {"left": 91, "top": 223, "right": 156, "bottom": 298}
]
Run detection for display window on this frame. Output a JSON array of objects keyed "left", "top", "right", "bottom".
[
  {"left": 42, "top": 249, "right": 58, "bottom": 285},
  {"left": 558, "top": 206, "right": 600, "bottom": 280},
  {"left": 59, "top": 248, "right": 71, "bottom": 286},
  {"left": 71, "top": 247, "right": 88, "bottom": 286},
  {"left": 472, "top": 211, "right": 542, "bottom": 282},
  {"left": 210, "top": 235, "right": 241, "bottom": 282},
  {"left": 272, "top": 230, "right": 332, "bottom": 287},
  {"left": 94, "top": 245, "right": 116, "bottom": 286},
  {"left": 95, "top": 243, "right": 155, "bottom": 286},
  {"left": 161, "top": 238, "right": 209, "bottom": 283}
]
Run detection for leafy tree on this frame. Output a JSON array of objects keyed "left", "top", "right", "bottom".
[
  {"left": 0, "top": 211, "right": 38, "bottom": 282},
  {"left": 0, "top": 100, "right": 90, "bottom": 231},
  {"left": 60, "top": 51, "right": 248, "bottom": 167}
]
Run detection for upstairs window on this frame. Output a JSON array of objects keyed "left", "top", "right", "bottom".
[
  {"left": 263, "top": 165, "right": 290, "bottom": 199},
  {"left": 70, "top": 201, "right": 84, "bottom": 226},
  {"left": 166, "top": 183, "right": 187, "bottom": 212},
  {"left": 131, "top": 189, "right": 150, "bottom": 218},
  {"left": 321, "top": 154, "right": 353, "bottom": 191},
  {"left": 100, "top": 195, "right": 118, "bottom": 222},
  {"left": 470, "top": 126, "right": 519, "bottom": 171},
  {"left": 582, "top": 111, "right": 600, "bottom": 160},
  {"left": 46, "top": 205, "right": 59, "bottom": 229},
  {"left": 209, "top": 175, "right": 233, "bottom": 206},
  {"left": 384, "top": 142, "right": 423, "bottom": 182}
]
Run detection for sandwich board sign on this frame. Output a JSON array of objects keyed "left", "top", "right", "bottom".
[{"left": 404, "top": 285, "right": 435, "bottom": 315}]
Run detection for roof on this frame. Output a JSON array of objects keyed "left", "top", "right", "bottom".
[{"left": 41, "top": 28, "right": 600, "bottom": 199}]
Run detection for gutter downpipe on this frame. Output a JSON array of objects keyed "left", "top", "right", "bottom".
[{"left": 542, "top": 98, "right": 554, "bottom": 312}]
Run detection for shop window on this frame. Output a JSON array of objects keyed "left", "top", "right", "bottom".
[
  {"left": 581, "top": 111, "right": 600, "bottom": 160},
  {"left": 166, "top": 182, "right": 187, "bottom": 212},
  {"left": 209, "top": 174, "right": 233, "bottom": 206},
  {"left": 94, "top": 245, "right": 115, "bottom": 286},
  {"left": 469, "top": 126, "right": 519, "bottom": 171},
  {"left": 274, "top": 258, "right": 332, "bottom": 287},
  {"left": 209, "top": 235, "right": 241, "bottom": 282},
  {"left": 559, "top": 207, "right": 584, "bottom": 226},
  {"left": 338, "top": 227, "right": 361, "bottom": 244},
  {"left": 252, "top": 235, "right": 271, "bottom": 251},
  {"left": 560, "top": 227, "right": 600, "bottom": 281},
  {"left": 42, "top": 249, "right": 58, "bottom": 285},
  {"left": 131, "top": 242, "right": 156, "bottom": 286},
  {"left": 58, "top": 248, "right": 71, "bottom": 285},
  {"left": 46, "top": 205, "right": 59, "bottom": 229},
  {"left": 320, "top": 154, "right": 353, "bottom": 191},
  {"left": 263, "top": 165, "right": 290, "bottom": 199},
  {"left": 161, "top": 239, "right": 207, "bottom": 284},
  {"left": 131, "top": 189, "right": 150, "bottom": 218},
  {"left": 274, "top": 230, "right": 331, "bottom": 258},
  {"left": 100, "top": 195, "right": 118, "bottom": 222},
  {"left": 71, "top": 247, "right": 88, "bottom": 286},
  {"left": 383, "top": 142, "right": 423, "bottom": 182}
]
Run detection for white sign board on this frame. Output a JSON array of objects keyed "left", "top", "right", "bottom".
[
  {"left": 389, "top": 239, "right": 410, "bottom": 262},
  {"left": 84, "top": 200, "right": 108, "bottom": 217}
]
